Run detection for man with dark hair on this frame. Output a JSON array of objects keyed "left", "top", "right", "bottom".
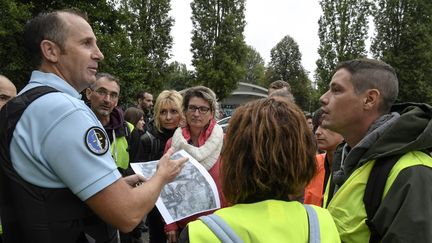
[
  {"left": 136, "top": 90, "right": 154, "bottom": 126},
  {"left": 320, "top": 58, "right": 432, "bottom": 242},
  {"left": 0, "top": 9, "right": 186, "bottom": 242},
  {"left": 304, "top": 108, "right": 343, "bottom": 206},
  {"left": 304, "top": 112, "right": 313, "bottom": 132}
]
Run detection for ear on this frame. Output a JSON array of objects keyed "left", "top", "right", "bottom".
[
  {"left": 40, "top": 40, "right": 61, "bottom": 63},
  {"left": 85, "top": 88, "right": 92, "bottom": 100},
  {"left": 363, "top": 89, "right": 380, "bottom": 111}
]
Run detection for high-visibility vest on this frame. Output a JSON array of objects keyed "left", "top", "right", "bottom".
[
  {"left": 110, "top": 122, "right": 134, "bottom": 169},
  {"left": 305, "top": 153, "right": 326, "bottom": 206},
  {"left": 325, "top": 151, "right": 432, "bottom": 242},
  {"left": 188, "top": 200, "right": 340, "bottom": 243}
]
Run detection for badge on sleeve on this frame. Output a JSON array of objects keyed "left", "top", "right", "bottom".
[{"left": 85, "top": 127, "right": 109, "bottom": 155}]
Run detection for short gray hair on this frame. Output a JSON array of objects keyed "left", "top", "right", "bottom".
[
  {"left": 335, "top": 58, "right": 398, "bottom": 114},
  {"left": 182, "top": 86, "right": 219, "bottom": 119},
  {"left": 91, "top": 72, "right": 120, "bottom": 89}
]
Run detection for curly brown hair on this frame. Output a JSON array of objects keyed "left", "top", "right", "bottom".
[{"left": 221, "top": 97, "right": 317, "bottom": 204}]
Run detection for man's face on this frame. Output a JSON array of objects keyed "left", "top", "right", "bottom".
[
  {"left": 315, "top": 125, "right": 344, "bottom": 151},
  {"left": 86, "top": 77, "right": 119, "bottom": 118},
  {"left": 55, "top": 13, "right": 104, "bottom": 92},
  {"left": 0, "top": 77, "right": 17, "bottom": 109},
  {"left": 319, "top": 68, "right": 365, "bottom": 135},
  {"left": 306, "top": 118, "right": 313, "bottom": 132},
  {"left": 141, "top": 93, "right": 153, "bottom": 111}
]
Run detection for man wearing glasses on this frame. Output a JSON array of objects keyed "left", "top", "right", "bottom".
[{"left": 86, "top": 73, "right": 133, "bottom": 175}]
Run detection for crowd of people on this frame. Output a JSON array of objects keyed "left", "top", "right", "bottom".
[{"left": 1, "top": 8, "right": 432, "bottom": 243}]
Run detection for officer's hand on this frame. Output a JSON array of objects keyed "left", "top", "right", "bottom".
[
  {"left": 156, "top": 148, "right": 187, "bottom": 184},
  {"left": 123, "top": 174, "right": 146, "bottom": 187}
]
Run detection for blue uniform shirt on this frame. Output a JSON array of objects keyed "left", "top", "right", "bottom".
[{"left": 10, "top": 71, "right": 121, "bottom": 201}]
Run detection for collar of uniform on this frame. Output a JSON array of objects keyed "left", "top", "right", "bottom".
[{"left": 22, "top": 71, "right": 81, "bottom": 99}]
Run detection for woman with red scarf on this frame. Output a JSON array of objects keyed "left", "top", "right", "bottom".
[{"left": 164, "top": 86, "right": 225, "bottom": 243}]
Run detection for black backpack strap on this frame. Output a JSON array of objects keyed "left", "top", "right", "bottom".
[
  {"left": 0, "top": 86, "right": 59, "bottom": 146},
  {"left": 363, "top": 154, "right": 403, "bottom": 243}
]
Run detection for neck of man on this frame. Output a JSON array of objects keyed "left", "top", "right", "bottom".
[
  {"left": 327, "top": 149, "right": 335, "bottom": 167},
  {"left": 98, "top": 114, "right": 111, "bottom": 127},
  {"left": 344, "top": 111, "right": 383, "bottom": 148}
]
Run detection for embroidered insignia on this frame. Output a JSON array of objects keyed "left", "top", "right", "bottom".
[{"left": 85, "top": 127, "right": 109, "bottom": 155}]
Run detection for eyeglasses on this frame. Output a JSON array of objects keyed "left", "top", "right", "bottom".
[
  {"left": 93, "top": 89, "right": 119, "bottom": 100},
  {"left": 187, "top": 105, "right": 211, "bottom": 114}
]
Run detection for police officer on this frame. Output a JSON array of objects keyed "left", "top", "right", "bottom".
[{"left": 0, "top": 9, "right": 186, "bottom": 243}]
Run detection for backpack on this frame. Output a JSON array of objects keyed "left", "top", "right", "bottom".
[{"left": 363, "top": 154, "right": 403, "bottom": 243}]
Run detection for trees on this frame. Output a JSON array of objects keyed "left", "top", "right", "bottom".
[
  {"left": 0, "top": 0, "right": 31, "bottom": 90},
  {"left": 315, "top": 0, "right": 372, "bottom": 95},
  {"left": 190, "top": 0, "right": 247, "bottom": 99},
  {"left": 115, "top": 0, "right": 174, "bottom": 105},
  {"left": 371, "top": 0, "right": 432, "bottom": 103},
  {"left": 164, "top": 61, "right": 195, "bottom": 91},
  {"left": 0, "top": 0, "right": 175, "bottom": 106},
  {"left": 0, "top": 0, "right": 121, "bottom": 91},
  {"left": 241, "top": 45, "right": 265, "bottom": 86},
  {"left": 267, "top": 35, "right": 313, "bottom": 111}
]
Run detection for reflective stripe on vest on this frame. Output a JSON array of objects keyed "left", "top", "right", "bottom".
[{"left": 327, "top": 151, "right": 432, "bottom": 243}]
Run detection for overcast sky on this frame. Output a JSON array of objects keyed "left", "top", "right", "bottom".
[{"left": 169, "top": 0, "right": 322, "bottom": 77}]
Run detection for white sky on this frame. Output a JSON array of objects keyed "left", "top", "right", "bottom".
[{"left": 169, "top": 0, "right": 322, "bottom": 78}]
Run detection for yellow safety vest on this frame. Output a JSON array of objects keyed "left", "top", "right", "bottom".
[
  {"left": 110, "top": 122, "right": 134, "bottom": 169},
  {"left": 325, "top": 151, "right": 432, "bottom": 242},
  {"left": 188, "top": 199, "right": 340, "bottom": 243}
]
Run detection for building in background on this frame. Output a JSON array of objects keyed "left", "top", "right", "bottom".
[{"left": 219, "top": 82, "right": 267, "bottom": 117}]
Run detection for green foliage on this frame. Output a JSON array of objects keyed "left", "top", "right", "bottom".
[
  {"left": 190, "top": 0, "right": 247, "bottom": 100},
  {"left": 241, "top": 45, "right": 265, "bottom": 85},
  {"left": 371, "top": 0, "right": 432, "bottom": 104},
  {"left": 267, "top": 35, "right": 313, "bottom": 111},
  {"left": 114, "top": 0, "right": 174, "bottom": 106},
  {"left": 315, "top": 0, "right": 372, "bottom": 95},
  {"left": 164, "top": 61, "right": 195, "bottom": 91},
  {"left": 0, "top": 1, "right": 32, "bottom": 90},
  {"left": 0, "top": 0, "right": 174, "bottom": 108}
]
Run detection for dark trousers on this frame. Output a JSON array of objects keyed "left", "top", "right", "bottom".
[{"left": 148, "top": 207, "right": 166, "bottom": 243}]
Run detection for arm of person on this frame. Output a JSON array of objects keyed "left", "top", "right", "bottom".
[
  {"left": 85, "top": 148, "right": 187, "bottom": 233},
  {"left": 372, "top": 165, "right": 432, "bottom": 242}
]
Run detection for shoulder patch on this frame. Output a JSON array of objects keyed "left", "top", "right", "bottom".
[{"left": 85, "top": 126, "right": 109, "bottom": 155}]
